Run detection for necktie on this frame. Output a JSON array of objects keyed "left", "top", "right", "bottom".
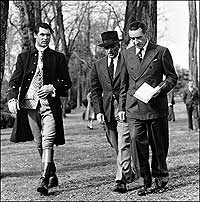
[
  {"left": 137, "top": 48, "right": 143, "bottom": 62},
  {"left": 108, "top": 58, "right": 114, "bottom": 80}
]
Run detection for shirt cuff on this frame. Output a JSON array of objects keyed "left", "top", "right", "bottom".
[
  {"left": 8, "top": 98, "right": 18, "bottom": 104},
  {"left": 49, "top": 84, "right": 56, "bottom": 97}
]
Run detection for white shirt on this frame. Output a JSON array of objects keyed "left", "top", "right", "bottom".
[
  {"left": 35, "top": 44, "right": 48, "bottom": 52},
  {"left": 136, "top": 40, "right": 149, "bottom": 59},
  {"left": 107, "top": 53, "right": 119, "bottom": 78}
]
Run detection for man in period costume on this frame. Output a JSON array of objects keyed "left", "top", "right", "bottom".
[{"left": 7, "top": 22, "right": 72, "bottom": 195}]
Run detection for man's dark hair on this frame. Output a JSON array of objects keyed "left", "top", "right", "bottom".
[
  {"left": 129, "top": 21, "right": 147, "bottom": 34},
  {"left": 34, "top": 22, "right": 53, "bottom": 34}
]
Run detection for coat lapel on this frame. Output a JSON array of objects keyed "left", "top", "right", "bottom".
[
  {"left": 126, "top": 47, "right": 140, "bottom": 79},
  {"left": 113, "top": 54, "right": 121, "bottom": 82},
  {"left": 135, "top": 42, "right": 158, "bottom": 80},
  {"left": 101, "top": 56, "right": 111, "bottom": 82}
]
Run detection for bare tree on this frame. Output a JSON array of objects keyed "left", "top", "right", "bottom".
[
  {"left": 43, "top": 1, "right": 91, "bottom": 112},
  {"left": 5, "top": 1, "right": 126, "bottom": 112},
  {"left": 188, "top": 1, "right": 198, "bottom": 87},
  {"left": 5, "top": 26, "right": 21, "bottom": 80},
  {"left": 0, "top": 1, "right": 9, "bottom": 87},
  {"left": 123, "top": 0, "right": 157, "bottom": 48},
  {"left": 13, "top": 0, "right": 41, "bottom": 52}
]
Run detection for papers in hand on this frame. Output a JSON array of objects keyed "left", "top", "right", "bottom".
[{"left": 133, "top": 82, "right": 163, "bottom": 103}]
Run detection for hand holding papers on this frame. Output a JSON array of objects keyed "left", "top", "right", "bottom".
[{"left": 134, "top": 82, "right": 165, "bottom": 104}]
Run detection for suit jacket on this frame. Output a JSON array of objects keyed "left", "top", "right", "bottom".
[
  {"left": 183, "top": 87, "right": 199, "bottom": 107},
  {"left": 7, "top": 47, "right": 72, "bottom": 145},
  {"left": 90, "top": 54, "right": 123, "bottom": 122},
  {"left": 119, "top": 42, "right": 178, "bottom": 120}
]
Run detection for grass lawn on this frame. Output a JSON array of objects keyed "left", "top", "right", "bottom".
[{"left": 1, "top": 99, "right": 199, "bottom": 201}]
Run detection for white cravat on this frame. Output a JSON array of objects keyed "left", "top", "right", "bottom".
[{"left": 37, "top": 51, "right": 43, "bottom": 71}]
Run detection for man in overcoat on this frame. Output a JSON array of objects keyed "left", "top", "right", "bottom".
[
  {"left": 7, "top": 22, "right": 72, "bottom": 195},
  {"left": 183, "top": 79, "right": 199, "bottom": 131},
  {"left": 119, "top": 21, "right": 178, "bottom": 196},
  {"left": 90, "top": 31, "right": 139, "bottom": 193}
]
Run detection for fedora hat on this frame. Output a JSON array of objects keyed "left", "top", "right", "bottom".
[{"left": 98, "top": 31, "right": 122, "bottom": 47}]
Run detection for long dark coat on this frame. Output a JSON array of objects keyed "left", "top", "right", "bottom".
[
  {"left": 7, "top": 47, "right": 72, "bottom": 145},
  {"left": 90, "top": 54, "right": 123, "bottom": 123},
  {"left": 119, "top": 42, "right": 178, "bottom": 120}
]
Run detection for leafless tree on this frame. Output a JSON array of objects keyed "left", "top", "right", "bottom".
[
  {"left": 5, "top": 1, "right": 126, "bottom": 112},
  {"left": 12, "top": 0, "right": 41, "bottom": 52}
]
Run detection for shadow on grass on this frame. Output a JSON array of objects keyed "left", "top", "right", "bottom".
[
  {"left": 123, "top": 163, "right": 199, "bottom": 194},
  {"left": 170, "top": 163, "right": 199, "bottom": 179},
  {"left": 58, "top": 159, "right": 116, "bottom": 173},
  {"left": 0, "top": 159, "right": 115, "bottom": 180},
  {"left": 1, "top": 159, "right": 198, "bottom": 199},
  {"left": 0, "top": 170, "right": 39, "bottom": 179},
  {"left": 168, "top": 147, "right": 199, "bottom": 157},
  {"left": 50, "top": 163, "right": 199, "bottom": 196},
  {"left": 65, "top": 128, "right": 104, "bottom": 136},
  {"left": 48, "top": 174, "right": 115, "bottom": 196}
]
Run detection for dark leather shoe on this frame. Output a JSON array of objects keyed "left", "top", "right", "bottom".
[
  {"left": 126, "top": 171, "right": 136, "bottom": 183},
  {"left": 48, "top": 174, "right": 59, "bottom": 188},
  {"left": 37, "top": 177, "right": 49, "bottom": 195},
  {"left": 113, "top": 181, "right": 127, "bottom": 193},
  {"left": 155, "top": 177, "right": 168, "bottom": 189},
  {"left": 87, "top": 125, "right": 93, "bottom": 130},
  {"left": 137, "top": 183, "right": 151, "bottom": 196},
  {"left": 137, "top": 186, "right": 148, "bottom": 196},
  {"left": 154, "top": 177, "right": 168, "bottom": 193}
]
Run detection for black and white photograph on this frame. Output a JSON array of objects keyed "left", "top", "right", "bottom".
[{"left": 1, "top": 1, "right": 199, "bottom": 201}]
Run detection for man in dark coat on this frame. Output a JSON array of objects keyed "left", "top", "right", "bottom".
[
  {"left": 90, "top": 31, "right": 139, "bottom": 193},
  {"left": 7, "top": 22, "right": 72, "bottom": 195},
  {"left": 119, "top": 21, "right": 178, "bottom": 196},
  {"left": 183, "top": 79, "right": 199, "bottom": 131}
]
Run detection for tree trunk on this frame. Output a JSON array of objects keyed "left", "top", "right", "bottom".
[
  {"left": 0, "top": 1, "right": 9, "bottom": 87},
  {"left": 188, "top": 1, "right": 198, "bottom": 87},
  {"left": 83, "top": 4, "right": 93, "bottom": 98},
  {"left": 76, "top": 57, "right": 81, "bottom": 108},
  {"left": 14, "top": 0, "right": 41, "bottom": 52},
  {"left": 123, "top": 0, "right": 157, "bottom": 48},
  {"left": 56, "top": 0, "right": 72, "bottom": 116}
]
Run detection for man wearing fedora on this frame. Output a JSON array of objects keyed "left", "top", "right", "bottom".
[{"left": 90, "top": 31, "right": 140, "bottom": 193}]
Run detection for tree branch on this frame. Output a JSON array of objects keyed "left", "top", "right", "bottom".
[
  {"left": 9, "top": 15, "right": 23, "bottom": 38},
  {"left": 104, "top": 1, "right": 124, "bottom": 34},
  {"left": 74, "top": 51, "right": 93, "bottom": 69}
]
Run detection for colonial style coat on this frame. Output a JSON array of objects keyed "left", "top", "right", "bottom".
[{"left": 7, "top": 47, "right": 72, "bottom": 145}]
